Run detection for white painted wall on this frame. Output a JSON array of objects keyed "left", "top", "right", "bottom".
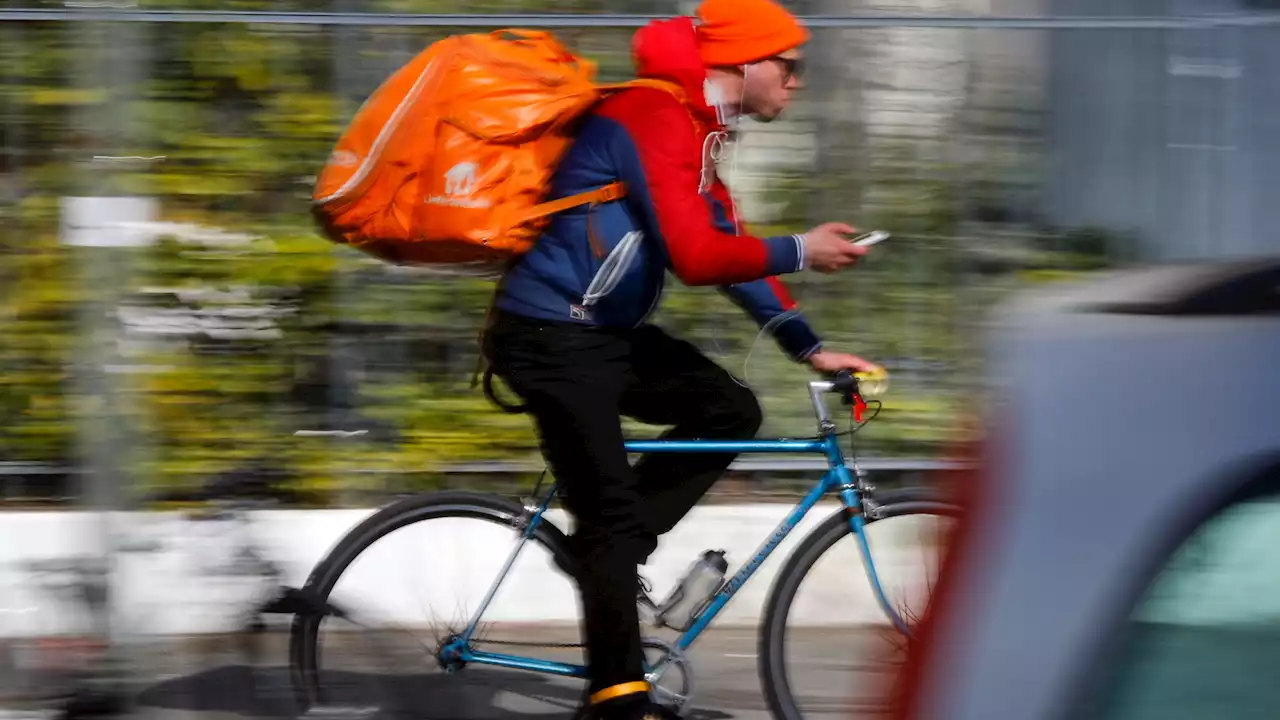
[
  {"left": 3, "top": 495, "right": 1269, "bottom": 640},
  {"left": 0, "top": 502, "right": 944, "bottom": 638}
]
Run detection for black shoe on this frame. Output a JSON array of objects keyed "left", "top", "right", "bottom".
[{"left": 638, "top": 704, "right": 682, "bottom": 720}]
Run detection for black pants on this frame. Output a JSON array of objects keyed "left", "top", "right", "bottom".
[{"left": 483, "top": 309, "right": 762, "bottom": 697}]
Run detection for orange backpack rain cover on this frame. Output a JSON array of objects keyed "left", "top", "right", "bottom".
[{"left": 311, "top": 29, "right": 674, "bottom": 274}]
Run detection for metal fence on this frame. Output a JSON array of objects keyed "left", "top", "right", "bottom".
[{"left": 2, "top": 1, "right": 1276, "bottom": 505}]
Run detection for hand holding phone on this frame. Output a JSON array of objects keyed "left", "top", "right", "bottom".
[{"left": 799, "top": 222, "right": 866, "bottom": 273}]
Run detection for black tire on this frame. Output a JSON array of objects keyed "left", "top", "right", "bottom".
[
  {"left": 758, "top": 486, "right": 961, "bottom": 720},
  {"left": 287, "top": 490, "right": 576, "bottom": 711}
]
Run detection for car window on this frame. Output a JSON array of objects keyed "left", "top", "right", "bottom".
[{"left": 1077, "top": 495, "right": 1280, "bottom": 720}]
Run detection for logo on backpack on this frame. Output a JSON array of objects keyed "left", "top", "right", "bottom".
[
  {"left": 427, "top": 161, "right": 491, "bottom": 209},
  {"left": 443, "top": 162, "right": 478, "bottom": 196}
]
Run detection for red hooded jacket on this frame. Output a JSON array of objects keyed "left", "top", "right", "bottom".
[{"left": 495, "top": 16, "right": 824, "bottom": 361}]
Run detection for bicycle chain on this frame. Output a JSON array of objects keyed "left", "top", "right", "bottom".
[{"left": 472, "top": 637, "right": 586, "bottom": 649}]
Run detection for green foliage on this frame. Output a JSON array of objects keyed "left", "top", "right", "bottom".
[
  {"left": 0, "top": 227, "right": 78, "bottom": 464},
  {"left": 0, "top": 18, "right": 1129, "bottom": 505}
]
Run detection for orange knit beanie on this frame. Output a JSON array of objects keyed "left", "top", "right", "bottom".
[{"left": 694, "top": 0, "right": 810, "bottom": 67}]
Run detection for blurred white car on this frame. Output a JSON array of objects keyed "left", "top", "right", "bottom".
[{"left": 892, "top": 257, "right": 1280, "bottom": 720}]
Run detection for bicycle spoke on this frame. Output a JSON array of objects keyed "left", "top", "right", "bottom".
[{"left": 291, "top": 495, "right": 586, "bottom": 719}]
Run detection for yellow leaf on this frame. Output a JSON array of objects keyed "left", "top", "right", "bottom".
[{"left": 28, "top": 87, "right": 110, "bottom": 106}]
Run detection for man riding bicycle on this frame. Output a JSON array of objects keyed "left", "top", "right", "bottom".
[{"left": 483, "top": 0, "right": 880, "bottom": 717}]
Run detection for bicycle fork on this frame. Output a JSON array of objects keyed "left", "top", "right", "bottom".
[{"left": 836, "top": 460, "right": 913, "bottom": 637}]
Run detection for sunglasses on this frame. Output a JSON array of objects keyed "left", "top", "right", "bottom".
[{"left": 770, "top": 55, "right": 804, "bottom": 82}]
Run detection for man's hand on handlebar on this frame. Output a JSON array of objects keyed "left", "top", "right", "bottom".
[{"left": 806, "top": 349, "right": 882, "bottom": 376}]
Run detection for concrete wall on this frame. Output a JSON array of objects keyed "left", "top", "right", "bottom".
[
  {"left": 2, "top": 496, "right": 1274, "bottom": 639},
  {"left": 0, "top": 502, "right": 943, "bottom": 638},
  {"left": 1045, "top": 0, "right": 1280, "bottom": 260}
]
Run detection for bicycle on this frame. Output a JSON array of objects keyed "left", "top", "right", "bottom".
[{"left": 288, "top": 369, "right": 961, "bottom": 719}]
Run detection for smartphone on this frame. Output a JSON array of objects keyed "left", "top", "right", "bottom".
[{"left": 852, "top": 230, "right": 891, "bottom": 247}]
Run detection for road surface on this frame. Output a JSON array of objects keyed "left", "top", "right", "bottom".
[{"left": 5, "top": 625, "right": 905, "bottom": 719}]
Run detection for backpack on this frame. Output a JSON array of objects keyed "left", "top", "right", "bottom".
[{"left": 311, "top": 29, "right": 683, "bottom": 275}]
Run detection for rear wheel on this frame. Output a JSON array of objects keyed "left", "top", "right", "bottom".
[
  {"left": 759, "top": 487, "right": 961, "bottom": 719},
  {"left": 288, "top": 491, "right": 585, "bottom": 719}
]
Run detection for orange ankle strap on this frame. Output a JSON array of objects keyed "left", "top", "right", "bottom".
[{"left": 589, "top": 680, "right": 651, "bottom": 705}]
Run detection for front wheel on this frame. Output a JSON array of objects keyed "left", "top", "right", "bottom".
[{"left": 758, "top": 486, "right": 961, "bottom": 720}]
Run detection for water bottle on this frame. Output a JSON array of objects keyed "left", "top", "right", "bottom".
[{"left": 656, "top": 550, "right": 728, "bottom": 631}]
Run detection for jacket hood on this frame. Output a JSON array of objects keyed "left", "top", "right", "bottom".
[{"left": 630, "top": 16, "right": 722, "bottom": 128}]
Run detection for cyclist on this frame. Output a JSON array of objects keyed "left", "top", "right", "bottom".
[{"left": 483, "top": 0, "right": 881, "bottom": 716}]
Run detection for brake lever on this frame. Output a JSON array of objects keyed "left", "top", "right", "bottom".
[
  {"left": 852, "top": 393, "right": 868, "bottom": 423},
  {"left": 829, "top": 370, "right": 868, "bottom": 422}
]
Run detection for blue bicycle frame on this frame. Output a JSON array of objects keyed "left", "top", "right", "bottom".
[{"left": 446, "top": 376, "right": 904, "bottom": 679}]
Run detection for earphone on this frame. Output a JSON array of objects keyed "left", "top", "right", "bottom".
[
  {"left": 740, "top": 61, "right": 757, "bottom": 97},
  {"left": 703, "top": 77, "right": 727, "bottom": 107}
]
